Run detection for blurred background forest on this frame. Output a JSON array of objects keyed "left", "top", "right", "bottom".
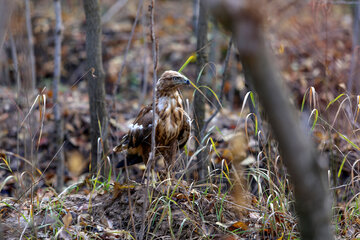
[{"left": 1, "top": 0, "right": 360, "bottom": 239}]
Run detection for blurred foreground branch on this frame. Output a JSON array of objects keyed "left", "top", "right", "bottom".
[{"left": 207, "top": 1, "right": 334, "bottom": 239}]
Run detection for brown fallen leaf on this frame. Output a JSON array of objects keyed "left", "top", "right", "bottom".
[
  {"left": 113, "top": 182, "right": 136, "bottom": 199},
  {"left": 66, "top": 151, "right": 87, "bottom": 177},
  {"left": 228, "top": 221, "right": 249, "bottom": 231},
  {"left": 62, "top": 211, "right": 73, "bottom": 229}
]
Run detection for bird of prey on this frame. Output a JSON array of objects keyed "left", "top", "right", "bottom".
[{"left": 113, "top": 70, "right": 191, "bottom": 171}]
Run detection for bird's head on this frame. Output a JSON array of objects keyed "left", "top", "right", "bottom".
[{"left": 156, "top": 70, "right": 190, "bottom": 92}]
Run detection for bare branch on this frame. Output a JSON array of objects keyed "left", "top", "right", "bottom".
[
  {"left": 101, "top": 0, "right": 128, "bottom": 24},
  {"left": 140, "top": 1, "right": 157, "bottom": 239}
]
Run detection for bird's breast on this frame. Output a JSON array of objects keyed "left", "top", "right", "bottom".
[{"left": 155, "top": 93, "right": 184, "bottom": 145}]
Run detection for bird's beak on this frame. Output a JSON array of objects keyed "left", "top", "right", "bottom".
[
  {"left": 179, "top": 75, "right": 190, "bottom": 85},
  {"left": 183, "top": 77, "right": 190, "bottom": 85}
]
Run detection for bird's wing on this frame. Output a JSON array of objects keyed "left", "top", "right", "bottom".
[
  {"left": 176, "top": 92, "right": 190, "bottom": 149},
  {"left": 178, "top": 108, "right": 191, "bottom": 149},
  {"left": 127, "top": 104, "right": 154, "bottom": 148}
]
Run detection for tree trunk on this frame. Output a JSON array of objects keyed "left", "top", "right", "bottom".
[
  {"left": 83, "top": 0, "right": 109, "bottom": 177},
  {"left": 9, "top": 31, "right": 21, "bottom": 99},
  {"left": 208, "top": 1, "right": 334, "bottom": 239},
  {"left": 0, "top": 0, "right": 14, "bottom": 51},
  {"left": 347, "top": 0, "right": 360, "bottom": 94},
  {"left": 25, "top": 0, "right": 36, "bottom": 93},
  {"left": 193, "top": 0, "right": 208, "bottom": 180},
  {"left": 53, "top": 0, "right": 65, "bottom": 192}
]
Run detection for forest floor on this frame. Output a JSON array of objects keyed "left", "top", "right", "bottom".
[{"left": 1, "top": 0, "right": 360, "bottom": 239}]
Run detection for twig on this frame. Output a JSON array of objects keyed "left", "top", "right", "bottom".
[
  {"left": 112, "top": 0, "right": 144, "bottom": 98},
  {"left": 138, "top": 5, "right": 149, "bottom": 108},
  {"left": 200, "top": 36, "right": 233, "bottom": 135},
  {"left": 219, "top": 37, "right": 233, "bottom": 103},
  {"left": 124, "top": 158, "right": 137, "bottom": 240},
  {"left": 101, "top": 0, "right": 128, "bottom": 24},
  {"left": 149, "top": 0, "right": 158, "bottom": 182},
  {"left": 140, "top": 1, "right": 157, "bottom": 240},
  {"left": 20, "top": 222, "right": 29, "bottom": 240}
]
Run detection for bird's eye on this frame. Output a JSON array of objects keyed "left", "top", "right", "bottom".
[{"left": 172, "top": 77, "right": 180, "bottom": 81}]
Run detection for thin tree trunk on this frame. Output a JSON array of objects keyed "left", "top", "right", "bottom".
[
  {"left": 0, "top": 0, "right": 14, "bottom": 50},
  {"left": 53, "top": 0, "right": 65, "bottom": 192},
  {"left": 9, "top": 30, "right": 22, "bottom": 168},
  {"left": 347, "top": 0, "right": 360, "bottom": 94},
  {"left": 192, "top": 0, "right": 200, "bottom": 35},
  {"left": 0, "top": 0, "right": 14, "bottom": 86},
  {"left": 9, "top": 31, "right": 21, "bottom": 98},
  {"left": 25, "top": 0, "right": 36, "bottom": 93},
  {"left": 139, "top": 4, "right": 149, "bottom": 108},
  {"left": 193, "top": 0, "right": 208, "bottom": 180},
  {"left": 83, "top": 0, "right": 109, "bottom": 177},
  {"left": 208, "top": 1, "right": 334, "bottom": 239},
  {"left": 22, "top": 0, "right": 37, "bottom": 196}
]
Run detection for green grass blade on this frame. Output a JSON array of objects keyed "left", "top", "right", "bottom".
[
  {"left": 0, "top": 154, "right": 12, "bottom": 173},
  {"left": 179, "top": 54, "right": 196, "bottom": 73},
  {"left": 300, "top": 88, "right": 309, "bottom": 112},
  {"left": 326, "top": 93, "right": 345, "bottom": 110},
  {"left": 339, "top": 133, "right": 360, "bottom": 151},
  {"left": 254, "top": 114, "right": 258, "bottom": 136},
  {"left": 250, "top": 91, "right": 256, "bottom": 108},
  {"left": 0, "top": 175, "right": 14, "bottom": 192},
  {"left": 338, "top": 153, "right": 349, "bottom": 178},
  {"left": 310, "top": 109, "right": 318, "bottom": 130},
  {"left": 199, "top": 85, "right": 223, "bottom": 109},
  {"left": 189, "top": 80, "right": 218, "bottom": 110},
  {"left": 209, "top": 137, "right": 220, "bottom": 157}
]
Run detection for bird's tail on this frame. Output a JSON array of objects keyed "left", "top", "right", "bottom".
[
  {"left": 116, "top": 153, "right": 143, "bottom": 168},
  {"left": 113, "top": 134, "right": 129, "bottom": 153}
]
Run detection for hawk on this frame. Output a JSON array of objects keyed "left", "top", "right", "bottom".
[{"left": 113, "top": 70, "right": 191, "bottom": 171}]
